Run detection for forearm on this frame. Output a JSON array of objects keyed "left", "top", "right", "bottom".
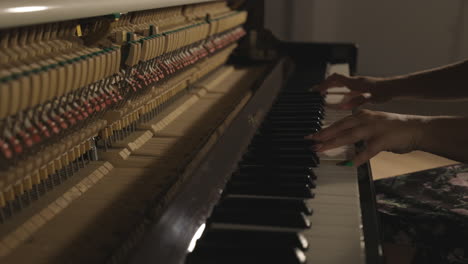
[
  {"left": 380, "top": 59, "right": 468, "bottom": 100},
  {"left": 417, "top": 116, "right": 468, "bottom": 163}
]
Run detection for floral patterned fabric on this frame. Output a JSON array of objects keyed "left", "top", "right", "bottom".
[{"left": 375, "top": 164, "right": 468, "bottom": 264}]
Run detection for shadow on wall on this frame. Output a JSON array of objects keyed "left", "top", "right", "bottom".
[{"left": 265, "top": 0, "right": 468, "bottom": 77}]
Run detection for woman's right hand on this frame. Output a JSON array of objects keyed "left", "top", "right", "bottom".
[
  {"left": 305, "top": 109, "right": 427, "bottom": 166},
  {"left": 316, "top": 73, "right": 393, "bottom": 110}
]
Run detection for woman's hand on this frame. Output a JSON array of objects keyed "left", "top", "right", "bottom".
[
  {"left": 317, "top": 73, "right": 393, "bottom": 109},
  {"left": 305, "top": 109, "right": 427, "bottom": 166}
]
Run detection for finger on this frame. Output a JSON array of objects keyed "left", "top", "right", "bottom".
[
  {"left": 339, "top": 94, "right": 372, "bottom": 110},
  {"left": 317, "top": 126, "right": 371, "bottom": 152},
  {"left": 315, "top": 73, "right": 349, "bottom": 92},
  {"left": 316, "top": 73, "right": 368, "bottom": 93},
  {"left": 352, "top": 137, "right": 386, "bottom": 166},
  {"left": 306, "top": 114, "right": 360, "bottom": 141}
]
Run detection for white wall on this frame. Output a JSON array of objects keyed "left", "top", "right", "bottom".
[{"left": 265, "top": 0, "right": 468, "bottom": 77}]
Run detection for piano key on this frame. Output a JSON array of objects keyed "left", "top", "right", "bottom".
[
  {"left": 231, "top": 171, "right": 316, "bottom": 186},
  {"left": 253, "top": 134, "right": 316, "bottom": 141},
  {"left": 267, "top": 110, "right": 324, "bottom": 118},
  {"left": 266, "top": 114, "right": 322, "bottom": 120},
  {"left": 259, "top": 125, "right": 319, "bottom": 133},
  {"left": 269, "top": 105, "right": 324, "bottom": 111},
  {"left": 218, "top": 195, "right": 313, "bottom": 215},
  {"left": 246, "top": 145, "right": 318, "bottom": 158},
  {"left": 249, "top": 137, "right": 318, "bottom": 147},
  {"left": 209, "top": 208, "right": 311, "bottom": 228},
  {"left": 195, "top": 225, "right": 309, "bottom": 250},
  {"left": 236, "top": 165, "right": 317, "bottom": 178},
  {"left": 262, "top": 119, "right": 322, "bottom": 127},
  {"left": 299, "top": 63, "right": 366, "bottom": 264},
  {"left": 186, "top": 246, "right": 307, "bottom": 264},
  {"left": 241, "top": 153, "right": 318, "bottom": 167},
  {"left": 247, "top": 144, "right": 317, "bottom": 153},
  {"left": 238, "top": 164, "right": 316, "bottom": 178},
  {"left": 226, "top": 182, "right": 315, "bottom": 199},
  {"left": 261, "top": 122, "right": 322, "bottom": 131},
  {"left": 274, "top": 97, "right": 323, "bottom": 103}
]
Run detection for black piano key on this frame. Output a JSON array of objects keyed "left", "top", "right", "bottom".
[
  {"left": 269, "top": 109, "right": 323, "bottom": 115},
  {"left": 275, "top": 96, "right": 324, "bottom": 102},
  {"left": 249, "top": 137, "right": 317, "bottom": 147},
  {"left": 246, "top": 145, "right": 318, "bottom": 157},
  {"left": 219, "top": 196, "right": 313, "bottom": 215},
  {"left": 226, "top": 182, "right": 315, "bottom": 199},
  {"left": 196, "top": 227, "right": 309, "bottom": 250},
  {"left": 270, "top": 106, "right": 323, "bottom": 111},
  {"left": 273, "top": 102, "right": 323, "bottom": 107},
  {"left": 259, "top": 126, "right": 319, "bottom": 133},
  {"left": 254, "top": 133, "right": 316, "bottom": 140},
  {"left": 232, "top": 171, "right": 316, "bottom": 186},
  {"left": 242, "top": 154, "right": 318, "bottom": 167},
  {"left": 210, "top": 209, "right": 311, "bottom": 229},
  {"left": 238, "top": 164, "right": 316, "bottom": 178},
  {"left": 262, "top": 124, "right": 322, "bottom": 130},
  {"left": 262, "top": 120, "right": 322, "bottom": 128},
  {"left": 235, "top": 168, "right": 317, "bottom": 180},
  {"left": 236, "top": 167, "right": 317, "bottom": 181},
  {"left": 268, "top": 112, "right": 324, "bottom": 120},
  {"left": 270, "top": 105, "right": 324, "bottom": 110},
  {"left": 186, "top": 246, "right": 307, "bottom": 264},
  {"left": 247, "top": 142, "right": 317, "bottom": 156},
  {"left": 273, "top": 104, "right": 323, "bottom": 109},
  {"left": 266, "top": 115, "right": 323, "bottom": 123},
  {"left": 276, "top": 95, "right": 323, "bottom": 100},
  {"left": 275, "top": 92, "right": 323, "bottom": 97}
]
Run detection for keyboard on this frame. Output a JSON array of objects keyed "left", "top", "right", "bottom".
[{"left": 129, "top": 46, "right": 382, "bottom": 264}]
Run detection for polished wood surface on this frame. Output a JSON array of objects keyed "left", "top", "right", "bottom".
[{"left": 371, "top": 151, "right": 459, "bottom": 180}]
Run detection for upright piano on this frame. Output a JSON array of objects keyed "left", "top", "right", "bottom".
[{"left": 0, "top": 1, "right": 382, "bottom": 263}]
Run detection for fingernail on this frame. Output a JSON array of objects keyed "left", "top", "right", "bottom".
[{"left": 336, "top": 160, "right": 354, "bottom": 167}]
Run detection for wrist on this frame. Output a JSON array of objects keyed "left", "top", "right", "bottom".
[
  {"left": 377, "top": 76, "right": 409, "bottom": 99},
  {"left": 413, "top": 116, "right": 460, "bottom": 152},
  {"left": 409, "top": 116, "right": 433, "bottom": 151}
]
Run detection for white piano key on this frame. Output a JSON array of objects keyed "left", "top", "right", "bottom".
[
  {"left": 304, "top": 63, "right": 365, "bottom": 264},
  {"left": 326, "top": 63, "right": 350, "bottom": 77}
]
